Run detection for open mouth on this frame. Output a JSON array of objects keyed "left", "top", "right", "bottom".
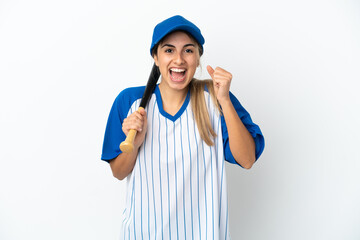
[{"left": 170, "top": 68, "right": 186, "bottom": 82}]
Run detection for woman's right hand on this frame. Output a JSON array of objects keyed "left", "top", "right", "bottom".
[{"left": 122, "top": 108, "right": 148, "bottom": 150}]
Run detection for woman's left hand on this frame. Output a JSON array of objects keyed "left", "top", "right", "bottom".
[
  {"left": 206, "top": 65, "right": 232, "bottom": 105},
  {"left": 207, "top": 65, "right": 255, "bottom": 168}
]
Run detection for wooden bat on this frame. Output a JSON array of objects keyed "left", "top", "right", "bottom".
[{"left": 119, "top": 64, "right": 160, "bottom": 153}]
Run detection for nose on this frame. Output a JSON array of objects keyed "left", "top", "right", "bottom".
[{"left": 173, "top": 51, "right": 184, "bottom": 65}]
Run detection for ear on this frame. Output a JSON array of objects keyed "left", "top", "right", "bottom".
[
  {"left": 196, "top": 50, "right": 201, "bottom": 67},
  {"left": 154, "top": 55, "right": 159, "bottom": 67}
]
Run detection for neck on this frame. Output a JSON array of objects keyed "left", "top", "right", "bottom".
[{"left": 158, "top": 83, "right": 189, "bottom": 116}]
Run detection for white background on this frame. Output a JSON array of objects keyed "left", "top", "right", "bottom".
[{"left": 1, "top": 0, "right": 359, "bottom": 239}]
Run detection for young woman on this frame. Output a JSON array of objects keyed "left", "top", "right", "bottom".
[{"left": 102, "top": 15, "right": 265, "bottom": 240}]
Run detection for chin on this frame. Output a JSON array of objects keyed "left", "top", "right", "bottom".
[{"left": 170, "top": 80, "right": 191, "bottom": 90}]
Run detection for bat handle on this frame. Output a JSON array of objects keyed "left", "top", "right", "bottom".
[
  {"left": 119, "top": 107, "right": 144, "bottom": 153},
  {"left": 120, "top": 129, "right": 137, "bottom": 153}
]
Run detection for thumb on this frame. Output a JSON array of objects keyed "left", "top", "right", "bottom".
[
  {"left": 207, "top": 65, "right": 215, "bottom": 80},
  {"left": 138, "top": 107, "right": 147, "bottom": 118}
]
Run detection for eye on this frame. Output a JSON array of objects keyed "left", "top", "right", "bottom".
[
  {"left": 165, "top": 48, "right": 173, "bottom": 53},
  {"left": 185, "top": 49, "right": 193, "bottom": 53}
]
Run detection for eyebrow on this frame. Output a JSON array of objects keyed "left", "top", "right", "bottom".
[{"left": 160, "top": 43, "right": 196, "bottom": 48}]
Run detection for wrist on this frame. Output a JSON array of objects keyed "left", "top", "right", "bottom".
[{"left": 217, "top": 95, "right": 231, "bottom": 106}]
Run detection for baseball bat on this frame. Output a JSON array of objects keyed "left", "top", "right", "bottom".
[{"left": 119, "top": 63, "right": 160, "bottom": 153}]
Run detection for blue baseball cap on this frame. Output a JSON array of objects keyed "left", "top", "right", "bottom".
[{"left": 150, "top": 15, "right": 205, "bottom": 56}]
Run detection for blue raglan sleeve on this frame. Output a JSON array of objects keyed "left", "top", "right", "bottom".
[
  {"left": 101, "top": 90, "right": 131, "bottom": 162},
  {"left": 222, "top": 92, "right": 265, "bottom": 166}
]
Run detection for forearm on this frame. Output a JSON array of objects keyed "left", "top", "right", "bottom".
[
  {"left": 109, "top": 149, "right": 139, "bottom": 180},
  {"left": 109, "top": 108, "right": 147, "bottom": 180},
  {"left": 221, "top": 99, "right": 256, "bottom": 169}
]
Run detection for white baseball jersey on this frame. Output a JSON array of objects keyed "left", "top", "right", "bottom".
[{"left": 101, "top": 85, "right": 265, "bottom": 240}]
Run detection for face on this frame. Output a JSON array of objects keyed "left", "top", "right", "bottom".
[{"left": 154, "top": 31, "right": 200, "bottom": 93}]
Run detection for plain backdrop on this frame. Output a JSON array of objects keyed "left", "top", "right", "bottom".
[{"left": 1, "top": 0, "right": 359, "bottom": 239}]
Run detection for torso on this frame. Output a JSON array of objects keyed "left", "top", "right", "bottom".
[{"left": 120, "top": 85, "right": 231, "bottom": 240}]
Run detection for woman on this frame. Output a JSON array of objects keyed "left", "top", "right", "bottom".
[{"left": 102, "top": 15, "right": 265, "bottom": 240}]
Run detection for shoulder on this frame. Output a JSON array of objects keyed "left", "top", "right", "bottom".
[
  {"left": 116, "top": 85, "right": 145, "bottom": 100},
  {"left": 110, "top": 85, "right": 145, "bottom": 118},
  {"left": 114, "top": 85, "right": 145, "bottom": 107}
]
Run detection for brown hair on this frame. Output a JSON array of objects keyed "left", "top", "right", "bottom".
[
  {"left": 152, "top": 31, "right": 220, "bottom": 146},
  {"left": 190, "top": 79, "right": 221, "bottom": 146}
]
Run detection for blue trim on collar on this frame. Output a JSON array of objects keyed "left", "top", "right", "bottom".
[{"left": 154, "top": 85, "right": 190, "bottom": 122}]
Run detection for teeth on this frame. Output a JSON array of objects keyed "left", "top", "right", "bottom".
[{"left": 170, "top": 68, "right": 186, "bottom": 72}]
